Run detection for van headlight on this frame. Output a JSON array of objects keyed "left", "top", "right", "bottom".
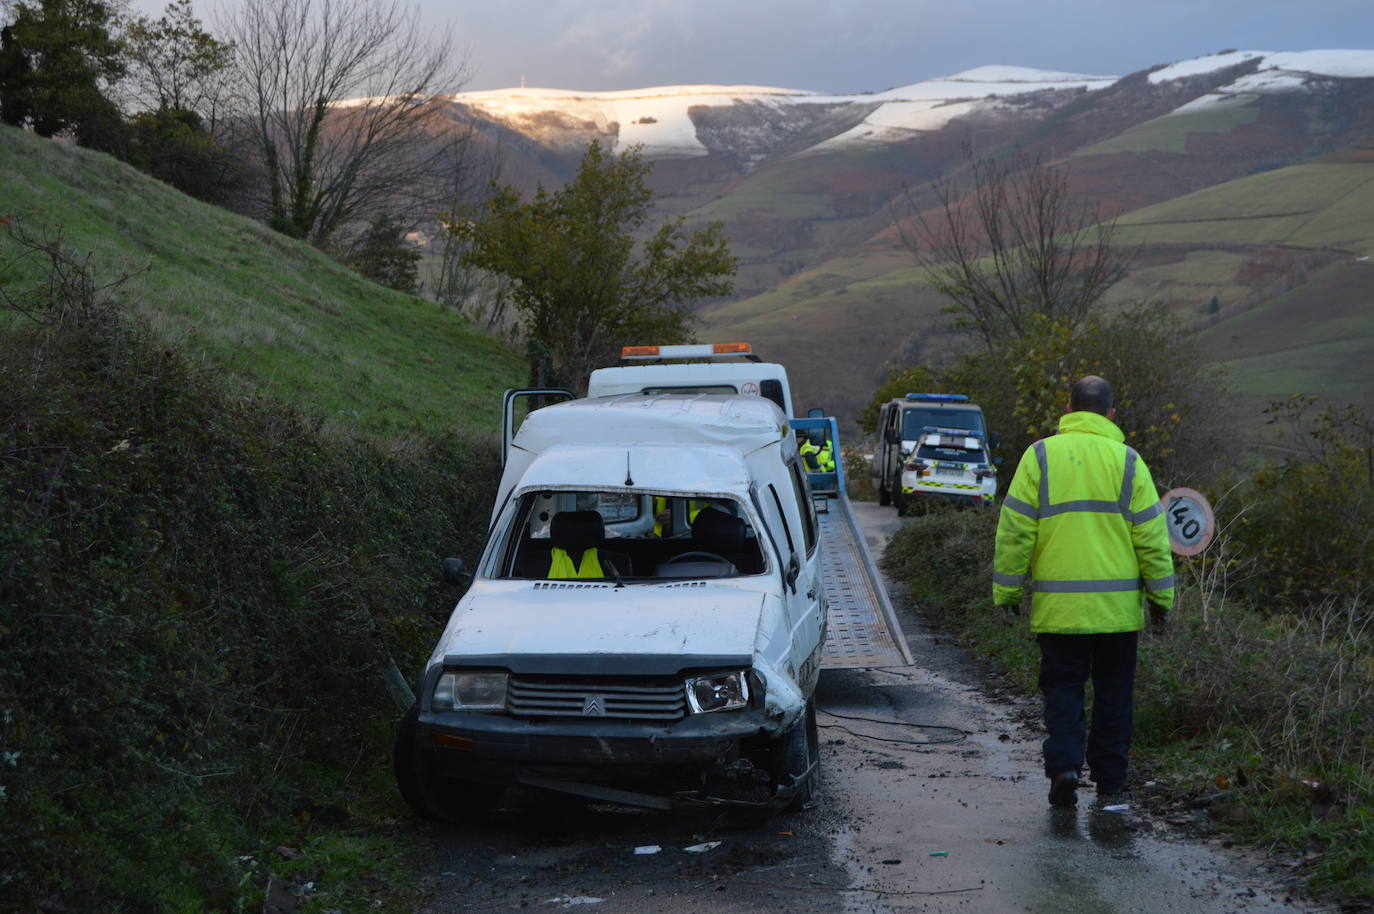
[
  {"left": 433, "top": 671, "right": 508, "bottom": 711},
  {"left": 685, "top": 671, "right": 750, "bottom": 714}
]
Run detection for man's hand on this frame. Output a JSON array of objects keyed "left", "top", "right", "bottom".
[
  {"left": 1148, "top": 602, "right": 1168, "bottom": 635},
  {"left": 997, "top": 602, "right": 1021, "bottom": 619}
]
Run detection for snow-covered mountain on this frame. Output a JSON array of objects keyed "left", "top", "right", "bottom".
[{"left": 443, "top": 51, "right": 1374, "bottom": 161}]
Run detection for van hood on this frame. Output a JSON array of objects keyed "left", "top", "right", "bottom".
[{"left": 440, "top": 583, "right": 769, "bottom": 671}]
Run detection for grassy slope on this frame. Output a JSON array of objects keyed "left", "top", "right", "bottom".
[
  {"left": 1073, "top": 99, "right": 1262, "bottom": 156},
  {"left": 0, "top": 125, "right": 524, "bottom": 436}
]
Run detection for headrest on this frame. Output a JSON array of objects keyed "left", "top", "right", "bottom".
[
  {"left": 808, "top": 429, "right": 825, "bottom": 446},
  {"left": 549, "top": 510, "right": 604, "bottom": 550},
  {"left": 691, "top": 506, "right": 745, "bottom": 553}
]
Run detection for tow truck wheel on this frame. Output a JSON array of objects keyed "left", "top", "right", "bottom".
[
  {"left": 394, "top": 706, "right": 503, "bottom": 824},
  {"left": 774, "top": 698, "right": 820, "bottom": 813}
]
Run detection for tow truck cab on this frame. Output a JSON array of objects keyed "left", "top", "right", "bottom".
[
  {"left": 396, "top": 395, "right": 824, "bottom": 818},
  {"left": 587, "top": 343, "right": 794, "bottom": 417}
]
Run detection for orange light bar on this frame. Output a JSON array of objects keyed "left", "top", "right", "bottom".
[
  {"left": 432, "top": 732, "right": 475, "bottom": 751},
  {"left": 712, "top": 342, "right": 752, "bottom": 354},
  {"left": 621, "top": 345, "right": 660, "bottom": 357}
]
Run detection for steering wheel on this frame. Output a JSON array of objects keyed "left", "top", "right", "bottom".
[{"left": 663, "top": 551, "right": 732, "bottom": 565}]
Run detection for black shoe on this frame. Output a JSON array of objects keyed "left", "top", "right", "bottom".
[{"left": 1048, "top": 770, "right": 1079, "bottom": 807}]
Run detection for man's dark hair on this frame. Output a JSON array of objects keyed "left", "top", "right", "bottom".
[{"left": 1070, "top": 375, "right": 1114, "bottom": 414}]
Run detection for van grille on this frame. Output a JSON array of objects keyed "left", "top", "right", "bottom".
[{"left": 507, "top": 676, "right": 686, "bottom": 721}]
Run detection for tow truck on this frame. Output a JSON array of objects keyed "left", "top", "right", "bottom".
[{"left": 588, "top": 344, "right": 912, "bottom": 671}]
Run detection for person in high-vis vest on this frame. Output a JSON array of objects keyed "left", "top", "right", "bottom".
[
  {"left": 992, "top": 376, "right": 1174, "bottom": 808},
  {"left": 798, "top": 431, "right": 835, "bottom": 473}
]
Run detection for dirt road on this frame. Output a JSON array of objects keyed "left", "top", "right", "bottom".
[{"left": 420, "top": 502, "right": 1326, "bottom": 913}]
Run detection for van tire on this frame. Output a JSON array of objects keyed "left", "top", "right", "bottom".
[
  {"left": 774, "top": 698, "right": 820, "bottom": 813},
  {"left": 878, "top": 484, "right": 891, "bottom": 506},
  {"left": 394, "top": 706, "right": 503, "bottom": 824}
]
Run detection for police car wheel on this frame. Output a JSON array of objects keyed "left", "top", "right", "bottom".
[{"left": 394, "top": 705, "right": 503, "bottom": 823}]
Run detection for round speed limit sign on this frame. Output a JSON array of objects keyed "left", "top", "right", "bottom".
[
  {"left": 1161, "top": 487, "right": 1215, "bottom": 556},
  {"left": 740, "top": 380, "right": 760, "bottom": 396}
]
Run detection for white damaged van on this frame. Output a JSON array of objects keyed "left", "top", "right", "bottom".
[{"left": 395, "top": 394, "right": 825, "bottom": 817}]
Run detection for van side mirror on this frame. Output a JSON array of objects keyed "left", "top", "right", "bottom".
[
  {"left": 988, "top": 431, "right": 1001, "bottom": 449},
  {"left": 785, "top": 554, "right": 800, "bottom": 592},
  {"left": 441, "top": 557, "right": 472, "bottom": 588},
  {"left": 885, "top": 426, "right": 900, "bottom": 444}
]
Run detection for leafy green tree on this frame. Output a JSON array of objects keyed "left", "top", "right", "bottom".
[
  {"left": 858, "top": 364, "right": 937, "bottom": 436},
  {"left": 124, "top": 106, "right": 241, "bottom": 203},
  {"left": 345, "top": 214, "right": 421, "bottom": 294},
  {"left": 0, "top": 0, "right": 125, "bottom": 147},
  {"left": 456, "top": 140, "right": 736, "bottom": 390},
  {"left": 122, "top": 0, "right": 234, "bottom": 130},
  {"left": 938, "top": 303, "right": 1229, "bottom": 486}
]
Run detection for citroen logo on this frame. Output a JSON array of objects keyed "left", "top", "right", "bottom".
[{"left": 582, "top": 695, "right": 606, "bottom": 717}]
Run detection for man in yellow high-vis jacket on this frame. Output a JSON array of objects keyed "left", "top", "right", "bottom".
[{"left": 993, "top": 376, "right": 1174, "bottom": 807}]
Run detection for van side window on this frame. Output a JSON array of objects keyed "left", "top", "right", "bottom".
[
  {"left": 787, "top": 461, "right": 818, "bottom": 555},
  {"left": 767, "top": 484, "right": 796, "bottom": 556}
]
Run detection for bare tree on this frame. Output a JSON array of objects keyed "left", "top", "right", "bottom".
[
  {"left": 433, "top": 125, "right": 515, "bottom": 333},
  {"left": 222, "top": 0, "right": 468, "bottom": 245},
  {"left": 899, "top": 146, "right": 1130, "bottom": 349}
]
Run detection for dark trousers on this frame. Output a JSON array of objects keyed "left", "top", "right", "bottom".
[{"left": 1037, "top": 631, "right": 1138, "bottom": 790}]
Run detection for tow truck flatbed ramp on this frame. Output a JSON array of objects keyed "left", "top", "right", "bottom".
[{"left": 817, "top": 499, "right": 914, "bottom": 669}]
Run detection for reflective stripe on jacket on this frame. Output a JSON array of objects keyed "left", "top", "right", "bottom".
[
  {"left": 992, "top": 410, "right": 1175, "bottom": 633},
  {"left": 549, "top": 547, "right": 602, "bottom": 579}
]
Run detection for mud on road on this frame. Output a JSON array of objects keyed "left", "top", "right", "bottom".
[{"left": 417, "top": 502, "right": 1329, "bottom": 913}]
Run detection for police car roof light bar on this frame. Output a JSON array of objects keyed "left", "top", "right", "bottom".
[
  {"left": 922, "top": 425, "right": 985, "bottom": 439},
  {"left": 905, "top": 393, "right": 969, "bottom": 402}
]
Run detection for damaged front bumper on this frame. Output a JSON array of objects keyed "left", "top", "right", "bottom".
[{"left": 414, "top": 707, "right": 791, "bottom": 809}]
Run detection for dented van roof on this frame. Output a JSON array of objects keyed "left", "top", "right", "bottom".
[{"left": 510, "top": 395, "right": 789, "bottom": 457}]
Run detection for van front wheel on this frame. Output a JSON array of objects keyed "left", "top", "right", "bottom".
[
  {"left": 394, "top": 706, "right": 503, "bottom": 824},
  {"left": 772, "top": 698, "right": 819, "bottom": 813}
]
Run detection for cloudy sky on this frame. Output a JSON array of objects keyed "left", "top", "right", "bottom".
[
  {"left": 432, "top": 0, "right": 1374, "bottom": 93},
  {"left": 143, "top": 0, "right": 1374, "bottom": 94}
]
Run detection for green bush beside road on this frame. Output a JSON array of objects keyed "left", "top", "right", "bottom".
[{"left": 0, "top": 242, "right": 499, "bottom": 910}]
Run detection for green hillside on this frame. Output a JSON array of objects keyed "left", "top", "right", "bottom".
[
  {"left": 0, "top": 125, "right": 524, "bottom": 436},
  {"left": 1073, "top": 100, "right": 1261, "bottom": 156},
  {"left": 1114, "top": 161, "right": 1374, "bottom": 254}
]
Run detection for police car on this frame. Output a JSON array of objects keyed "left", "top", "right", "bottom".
[{"left": 897, "top": 425, "right": 997, "bottom": 512}]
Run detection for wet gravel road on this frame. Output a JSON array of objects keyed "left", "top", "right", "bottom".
[{"left": 420, "top": 502, "right": 1329, "bottom": 913}]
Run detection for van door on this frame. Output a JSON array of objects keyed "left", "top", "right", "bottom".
[
  {"left": 762, "top": 469, "right": 824, "bottom": 695},
  {"left": 501, "top": 388, "right": 574, "bottom": 467}
]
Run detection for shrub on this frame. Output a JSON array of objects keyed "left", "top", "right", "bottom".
[{"left": 0, "top": 222, "right": 499, "bottom": 908}]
